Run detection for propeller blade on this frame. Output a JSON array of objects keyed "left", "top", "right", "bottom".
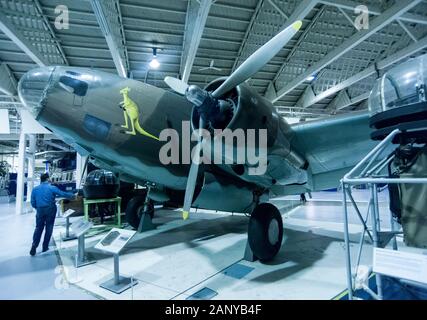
[
  {"left": 164, "top": 76, "right": 189, "bottom": 95},
  {"left": 212, "top": 20, "right": 302, "bottom": 98},
  {"left": 182, "top": 117, "right": 205, "bottom": 220}
]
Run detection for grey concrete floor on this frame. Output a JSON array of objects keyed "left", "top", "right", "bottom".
[
  {"left": 51, "top": 190, "right": 393, "bottom": 300},
  {"left": 0, "top": 202, "right": 97, "bottom": 300},
  {"left": 0, "top": 189, "right": 408, "bottom": 300}
]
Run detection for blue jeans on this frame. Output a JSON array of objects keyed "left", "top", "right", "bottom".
[{"left": 32, "top": 206, "right": 57, "bottom": 250}]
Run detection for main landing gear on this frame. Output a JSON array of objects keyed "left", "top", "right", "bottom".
[
  {"left": 125, "top": 194, "right": 155, "bottom": 230},
  {"left": 125, "top": 196, "right": 283, "bottom": 261},
  {"left": 247, "top": 203, "right": 283, "bottom": 261}
]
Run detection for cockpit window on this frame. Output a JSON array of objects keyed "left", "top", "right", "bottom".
[
  {"left": 59, "top": 75, "right": 88, "bottom": 96},
  {"left": 83, "top": 114, "right": 111, "bottom": 141},
  {"left": 66, "top": 70, "right": 81, "bottom": 76}
]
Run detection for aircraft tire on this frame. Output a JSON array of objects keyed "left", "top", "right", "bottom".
[
  {"left": 248, "top": 203, "right": 283, "bottom": 261},
  {"left": 125, "top": 195, "right": 154, "bottom": 229}
]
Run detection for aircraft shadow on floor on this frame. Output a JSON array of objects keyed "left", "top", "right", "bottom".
[
  {"left": 249, "top": 229, "right": 336, "bottom": 283},
  {"left": 76, "top": 213, "right": 342, "bottom": 286},
  {"left": 83, "top": 214, "right": 249, "bottom": 262}
]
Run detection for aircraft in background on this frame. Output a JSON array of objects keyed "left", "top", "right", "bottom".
[{"left": 18, "top": 20, "right": 377, "bottom": 261}]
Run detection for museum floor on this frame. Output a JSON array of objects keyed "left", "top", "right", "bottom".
[
  {"left": 0, "top": 203, "right": 95, "bottom": 299},
  {"left": 0, "top": 190, "right": 405, "bottom": 300}
]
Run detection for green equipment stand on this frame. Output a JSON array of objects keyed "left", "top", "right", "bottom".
[{"left": 83, "top": 197, "right": 122, "bottom": 229}]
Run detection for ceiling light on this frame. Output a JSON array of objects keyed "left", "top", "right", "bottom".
[
  {"left": 149, "top": 48, "right": 160, "bottom": 69},
  {"left": 306, "top": 74, "right": 316, "bottom": 82},
  {"left": 149, "top": 58, "right": 160, "bottom": 69}
]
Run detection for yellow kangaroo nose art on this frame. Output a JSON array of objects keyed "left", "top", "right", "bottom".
[{"left": 119, "top": 87, "right": 159, "bottom": 141}]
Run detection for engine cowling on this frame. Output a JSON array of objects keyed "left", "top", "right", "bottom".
[{"left": 190, "top": 78, "right": 307, "bottom": 188}]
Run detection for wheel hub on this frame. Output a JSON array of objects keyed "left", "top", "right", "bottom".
[{"left": 267, "top": 219, "right": 279, "bottom": 245}]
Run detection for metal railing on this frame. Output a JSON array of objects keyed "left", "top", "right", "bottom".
[{"left": 341, "top": 128, "right": 427, "bottom": 300}]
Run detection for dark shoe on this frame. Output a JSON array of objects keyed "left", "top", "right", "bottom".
[
  {"left": 42, "top": 247, "right": 49, "bottom": 253},
  {"left": 30, "top": 246, "right": 36, "bottom": 256}
]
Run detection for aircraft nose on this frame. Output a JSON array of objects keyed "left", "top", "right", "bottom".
[{"left": 18, "top": 66, "right": 55, "bottom": 118}]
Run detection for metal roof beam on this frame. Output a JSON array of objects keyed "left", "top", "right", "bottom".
[
  {"left": 267, "top": 0, "right": 289, "bottom": 19},
  {"left": 397, "top": 20, "right": 418, "bottom": 42},
  {"left": 335, "top": 92, "right": 370, "bottom": 111},
  {"left": 279, "top": 91, "right": 369, "bottom": 117},
  {"left": 295, "top": 85, "right": 316, "bottom": 109},
  {"left": 319, "top": 0, "right": 427, "bottom": 25},
  {"left": 0, "top": 2, "right": 69, "bottom": 65},
  {"left": 180, "top": 0, "right": 213, "bottom": 83},
  {"left": 325, "top": 90, "right": 351, "bottom": 111},
  {"left": 0, "top": 10, "right": 48, "bottom": 66},
  {"left": 269, "top": 0, "right": 423, "bottom": 103},
  {"left": 91, "top": 0, "right": 129, "bottom": 77},
  {"left": 293, "top": 35, "right": 427, "bottom": 109},
  {"left": 265, "top": 1, "right": 322, "bottom": 100},
  {"left": 33, "top": 0, "right": 69, "bottom": 66},
  {"left": 0, "top": 63, "right": 17, "bottom": 96},
  {"left": 235, "top": 0, "right": 318, "bottom": 77},
  {"left": 231, "top": 0, "right": 265, "bottom": 73}
]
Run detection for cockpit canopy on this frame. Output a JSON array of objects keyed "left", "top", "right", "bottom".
[
  {"left": 369, "top": 54, "right": 427, "bottom": 116},
  {"left": 368, "top": 54, "right": 427, "bottom": 141}
]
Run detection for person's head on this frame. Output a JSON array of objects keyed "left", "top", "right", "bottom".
[{"left": 40, "top": 173, "right": 50, "bottom": 183}]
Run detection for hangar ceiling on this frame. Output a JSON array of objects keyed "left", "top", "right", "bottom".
[{"left": 0, "top": 0, "right": 427, "bottom": 121}]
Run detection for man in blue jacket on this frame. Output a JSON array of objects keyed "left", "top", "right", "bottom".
[{"left": 30, "top": 173, "right": 75, "bottom": 256}]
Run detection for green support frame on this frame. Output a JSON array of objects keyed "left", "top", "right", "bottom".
[{"left": 83, "top": 196, "right": 122, "bottom": 228}]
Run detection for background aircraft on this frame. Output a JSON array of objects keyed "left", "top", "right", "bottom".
[{"left": 18, "top": 21, "right": 377, "bottom": 261}]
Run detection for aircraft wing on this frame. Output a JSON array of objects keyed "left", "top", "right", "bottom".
[{"left": 290, "top": 112, "right": 380, "bottom": 191}]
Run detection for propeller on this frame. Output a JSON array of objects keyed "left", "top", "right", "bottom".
[
  {"left": 164, "top": 20, "right": 302, "bottom": 220},
  {"left": 182, "top": 117, "right": 204, "bottom": 220},
  {"left": 212, "top": 20, "right": 302, "bottom": 98},
  {"left": 164, "top": 76, "right": 188, "bottom": 95}
]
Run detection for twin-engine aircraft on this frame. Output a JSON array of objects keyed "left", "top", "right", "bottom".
[{"left": 18, "top": 21, "right": 376, "bottom": 261}]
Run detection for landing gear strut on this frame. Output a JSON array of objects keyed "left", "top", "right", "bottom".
[
  {"left": 125, "top": 194, "right": 154, "bottom": 230},
  {"left": 247, "top": 203, "right": 283, "bottom": 261}
]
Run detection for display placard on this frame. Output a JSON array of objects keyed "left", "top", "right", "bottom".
[
  {"left": 95, "top": 228, "right": 136, "bottom": 254},
  {"left": 373, "top": 248, "right": 427, "bottom": 284},
  {"left": 71, "top": 218, "right": 93, "bottom": 237},
  {"left": 62, "top": 209, "right": 76, "bottom": 218}
]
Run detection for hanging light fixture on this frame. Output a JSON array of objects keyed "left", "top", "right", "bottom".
[
  {"left": 149, "top": 48, "right": 160, "bottom": 69},
  {"left": 306, "top": 73, "right": 317, "bottom": 82}
]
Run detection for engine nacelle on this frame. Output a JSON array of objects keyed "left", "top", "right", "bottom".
[
  {"left": 192, "top": 172, "right": 256, "bottom": 213},
  {"left": 190, "top": 78, "right": 307, "bottom": 188},
  {"left": 191, "top": 78, "right": 278, "bottom": 144}
]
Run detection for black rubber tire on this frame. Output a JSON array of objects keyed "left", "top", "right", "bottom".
[
  {"left": 248, "top": 203, "right": 283, "bottom": 261},
  {"left": 125, "top": 195, "right": 154, "bottom": 229}
]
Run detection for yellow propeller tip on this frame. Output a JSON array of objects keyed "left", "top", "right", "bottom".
[
  {"left": 182, "top": 211, "right": 189, "bottom": 220},
  {"left": 292, "top": 20, "right": 302, "bottom": 31}
]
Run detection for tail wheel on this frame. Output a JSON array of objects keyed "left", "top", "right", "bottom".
[
  {"left": 125, "top": 195, "right": 154, "bottom": 229},
  {"left": 248, "top": 203, "right": 283, "bottom": 261}
]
